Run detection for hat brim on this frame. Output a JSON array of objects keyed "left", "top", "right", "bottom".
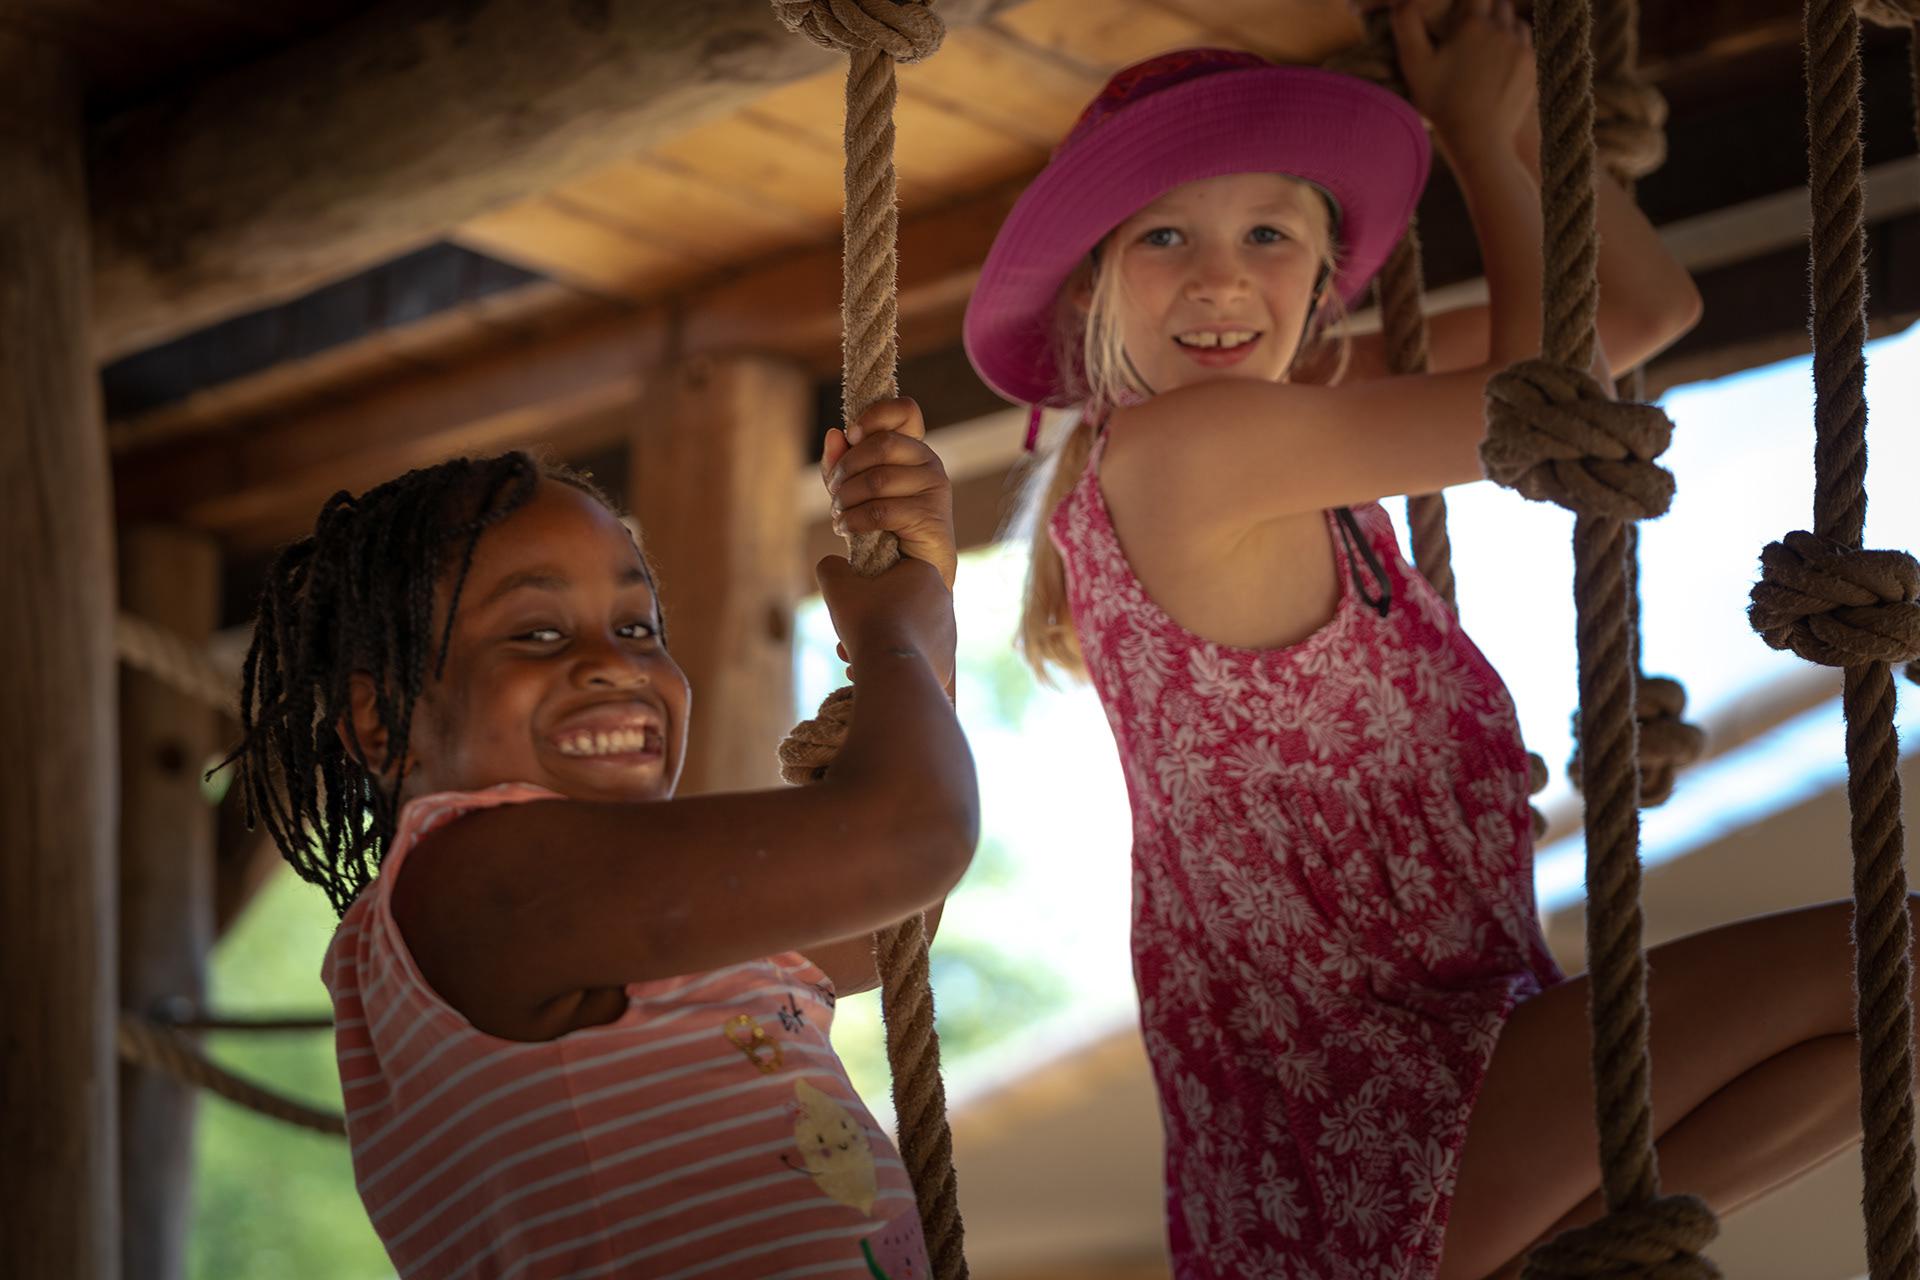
[{"left": 963, "top": 66, "right": 1431, "bottom": 409}]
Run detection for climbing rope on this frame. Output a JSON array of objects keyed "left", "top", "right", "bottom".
[
  {"left": 1332, "top": 12, "right": 1560, "bottom": 839},
  {"left": 767, "top": 3, "right": 966, "bottom": 1275},
  {"left": 1481, "top": 0, "right": 1720, "bottom": 1270},
  {"left": 116, "top": 611, "right": 238, "bottom": 718},
  {"left": 1748, "top": 1, "right": 1920, "bottom": 1274},
  {"left": 1574, "top": 0, "right": 1708, "bottom": 808},
  {"left": 117, "top": 1012, "right": 346, "bottom": 1137}
]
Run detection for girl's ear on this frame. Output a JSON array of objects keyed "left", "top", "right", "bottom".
[
  {"left": 336, "top": 672, "right": 395, "bottom": 775},
  {"left": 1070, "top": 275, "right": 1095, "bottom": 317}
]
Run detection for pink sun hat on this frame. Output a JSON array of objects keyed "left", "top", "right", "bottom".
[{"left": 963, "top": 48, "right": 1431, "bottom": 414}]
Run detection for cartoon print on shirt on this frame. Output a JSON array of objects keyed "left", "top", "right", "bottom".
[
  {"left": 776, "top": 992, "right": 808, "bottom": 1032},
  {"left": 722, "top": 1013, "right": 783, "bottom": 1074},
  {"left": 861, "top": 1215, "right": 925, "bottom": 1278},
  {"left": 784, "top": 1079, "right": 877, "bottom": 1213}
]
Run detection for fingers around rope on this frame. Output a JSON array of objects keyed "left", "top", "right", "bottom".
[
  {"left": 847, "top": 395, "right": 927, "bottom": 444},
  {"left": 1749, "top": 531, "right": 1920, "bottom": 667},
  {"left": 1482, "top": 359, "right": 1676, "bottom": 520}
]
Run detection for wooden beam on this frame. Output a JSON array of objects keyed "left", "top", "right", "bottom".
[
  {"left": 117, "top": 527, "right": 219, "bottom": 1280},
  {"left": 630, "top": 355, "right": 810, "bottom": 795},
  {"left": 113, "top": 182, "right": 1024, "bottom": 548},
  {"left": 87, "top": 0, "right": 1025, "bottom": 360},
  {"left": 0, "top": 31, "right": 119, "bottom": 1280}
]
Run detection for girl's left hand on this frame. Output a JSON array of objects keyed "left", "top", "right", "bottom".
[
  {"left": 1388, "top": 0, "right": 1535, "bottom": 161},
  {"left": 822, "top": 397, "right": 958, "bottom": 591}
]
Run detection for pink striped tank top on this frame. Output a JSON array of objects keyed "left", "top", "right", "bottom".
[{"left": 322, "top": 783, "right": 929, "bottom": 1280}]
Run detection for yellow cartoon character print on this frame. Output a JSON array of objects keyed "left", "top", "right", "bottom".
[{"left": 787, "top": 1079, "right": 877, "bottom": 1214}]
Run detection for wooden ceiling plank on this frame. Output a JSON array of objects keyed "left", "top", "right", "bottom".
[
  {"left": 453, "top": 199, "right": 700, "bottom": 298},
  {"left": 892, "top": 91, "right": 1048, "bottom": 202},
  {"left": 651, "top": 112, "right": 849, "bottom": 222},
  {"left": 553, "top": 157, "right": 824, "bottom": 261},
  {"left": 87, "top": 0, "right": 1028, "bottom": 359},
  {"left": 1143, "top": 0, "right": 1360, "bottom": 62},
  {"left": 990, "top": 0, "right": 1223, "bottom": 73},
  {"left": 896, "top": 25, "right": 1103, "bottom": 148}
]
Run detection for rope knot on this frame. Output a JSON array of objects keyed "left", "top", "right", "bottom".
[
  {"left": 1632, "top": 677, "right": 1707, "bottom": 805},
  {"left": 777, "top": 684, "right": 855, "bottom": 784},
  {"left": 1749, "top": 531, "right": 1920, "bottom": 666},
  {"left": 1522, "top": 1194, "right": 1721, "bottom": 1279},
  {"left": 1482, "top": 359, "right": 1676, "bottom": 520},
  {"left": 1569, "top": 676, "right": 1707, "bottom": 806},
  {"left": 772, "top": 0, "right": 944, "bottom": 61},
  {"left": 1856, "top": 0, "right": 1920, "bottom": 27},
  {"left": 1594, "top": 75, "right": 1669, "bottom": 180}
]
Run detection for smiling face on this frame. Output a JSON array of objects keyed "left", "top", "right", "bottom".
[
  {"left": 1102, "top": 172, "right": 1334, "bottom": 396},
  {"left": 394, "top": 479, "right": 690, "bottom": 805}
]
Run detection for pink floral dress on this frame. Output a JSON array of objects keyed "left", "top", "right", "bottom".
[{"left": 1053, "top": 433, "right": 1564, "bottom": 1279}]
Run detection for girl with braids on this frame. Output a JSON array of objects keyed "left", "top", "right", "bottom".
[
  {"left": 229, "top": 400, "right": 973, "bottom": 1280},
  {"left": 968, "top": 5, "right": 1887, "bottom": 1277}
]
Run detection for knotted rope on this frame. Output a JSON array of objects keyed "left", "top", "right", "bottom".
[
  {"left": 1747, "top": 3, "right": 1920, "bottom": 1273},
  {"left": 1865, "top": 3, "right": 1920, "bottom": 696},
  {"left": 1340, "top": 11, "right": 1557, "bottom": 837},
  {"left": 1593, "top": 0, "right": 1706, "bottom": 804},
  {"left": 1480, "top": 0, "right": 1719, "bottom": 1270},
  {"left": 768, "top": 4, "right": 965, "bottom": 1275},
  {"left": 116, "top": 611, "right": 238, "bottom": 718},
  {"left": 117, "top": 1012, "right": 347, "bottom": 1137}
]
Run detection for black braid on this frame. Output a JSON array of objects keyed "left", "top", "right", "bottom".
[{"left": 220, "top": 452, "right": 626, "bottom": 915}]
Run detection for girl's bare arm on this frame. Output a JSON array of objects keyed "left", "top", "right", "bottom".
[
  {"left": 1348, "top": 146, "right": 1701, "bottom": 382},
  {"left": 391, "top": 565, "right": 979, "bottom": 1038}
]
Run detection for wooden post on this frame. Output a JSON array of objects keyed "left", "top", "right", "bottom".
[
  {"left": 0, "top": 30, "right": 120, "bottom": 1280},
  {"left": 118, "top": 527, "right": 220, "bottom": 1280},
  {"left": 629, "top": 355, "right": 810, "bottom": 795}
]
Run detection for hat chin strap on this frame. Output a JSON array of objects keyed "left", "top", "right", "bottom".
[{"left": 1283, "top": 266, "right": 1333, "bottom": 380}]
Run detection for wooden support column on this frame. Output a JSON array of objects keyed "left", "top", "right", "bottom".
[
  {"left": 0, "top": 30, "right": 120, "bottom": 1280},
  {"left": 118, "top": 528, "right": 220, "bottom": 1280},
  {"left": 630, "top": 355, "right": 810, "bottom": 796}
]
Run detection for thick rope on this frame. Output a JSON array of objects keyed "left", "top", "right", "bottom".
[
  {"left": 1746, "top": 3, "right": 1920, "bottom": 1274},
  {"left": 769, "top": 4, "right": 965, "bottom": 1275},
  {"left": 116, "top": 610, "right": 238, "bottom": 718},
  {"left": 1480, "top": 0, "right": 1718, "bottom": 1270},
  {"left": 1346, "top": 17, "right": 1561, "bottom": 838},
  {"left": 1591, "top": 0, "right": 1705, "bottom": 807},
  {"left": 117, "top": 1013, "right": 347, "bottom": 1137}
]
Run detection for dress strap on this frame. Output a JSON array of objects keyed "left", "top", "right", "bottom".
[{"left": 1333, "top": 506, "right": 1393, "bottom": 618}]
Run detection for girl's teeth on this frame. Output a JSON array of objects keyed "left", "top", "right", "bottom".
[
  {"left": 558, "top": 728, "right": 656, "bottom": 757},
  {"left": 1178, "top": 331, "right": 1257, "bottom": 350}
]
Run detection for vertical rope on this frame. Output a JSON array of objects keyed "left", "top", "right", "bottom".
[
  {"left": 768, "top": 4, "right": 966, "bottom": 1275},
  {"left": 1481, "top": 0, "right": 1718, "bottom": 1268},
  {"left": 1571, "top": 0, "right": 1707, "bottom": 809},
  {"left": 1750, "top": 3, "right": 1920, "bottom": 1274}
]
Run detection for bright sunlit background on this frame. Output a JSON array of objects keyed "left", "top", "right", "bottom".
[{"left": 187, "top": 322, "right": 1920, "bottom": 1277}]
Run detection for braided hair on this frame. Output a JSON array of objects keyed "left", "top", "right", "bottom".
[{"left": 225, "top": 452, "right": 620, "bottom": 915}]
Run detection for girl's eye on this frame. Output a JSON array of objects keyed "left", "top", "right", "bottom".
[
  {"left": 617, "top": 621, "right": 659, "bottom": 642},
  {"left": 1139, "top": 226, "right": 1184, "bottom": 248},
  {"left": 1249, "top": 225, "right": 1290, "bottom": 245},
  {"left": 515, "top": 627, "right": 564, "bottom": 644}
]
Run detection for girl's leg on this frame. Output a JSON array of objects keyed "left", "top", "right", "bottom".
[
  {"left": 1477, "top": 1034, "right": 1863, "bottom": 1280},
  {"left": 1437, "top": 898, "right": 1896, "bottom": 1280}
]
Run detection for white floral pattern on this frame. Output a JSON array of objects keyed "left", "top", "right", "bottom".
[{"left": 1052, "top": 436, "right": 1564, "bottom": 1279}]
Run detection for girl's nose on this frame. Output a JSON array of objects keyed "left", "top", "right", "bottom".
[{"left": 1186, "top": 254, "right": 1250, "bottom": 302}]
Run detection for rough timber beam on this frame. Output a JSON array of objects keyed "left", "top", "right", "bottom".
[
  {"left": 112, "top": 181, "right": 1021, "bottom": 547},
  {"left": 87, "top": 0, "right": 1024, "bottom": 360}
]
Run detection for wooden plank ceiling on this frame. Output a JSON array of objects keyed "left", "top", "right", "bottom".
[{"left": 453, "top": 0, "right": 1363, "bottom": 300}]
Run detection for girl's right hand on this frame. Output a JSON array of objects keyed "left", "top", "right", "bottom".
[
  {"left": 816, "top": 554, "right": 957, "bottom": 687},
  {"left": 1388, "top": 0, "right": 1535, "bottom": 160}
]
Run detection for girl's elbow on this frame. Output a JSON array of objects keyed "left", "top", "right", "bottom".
[{"left": 895, "top": 785, "right": 979, "bottom": 903}]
